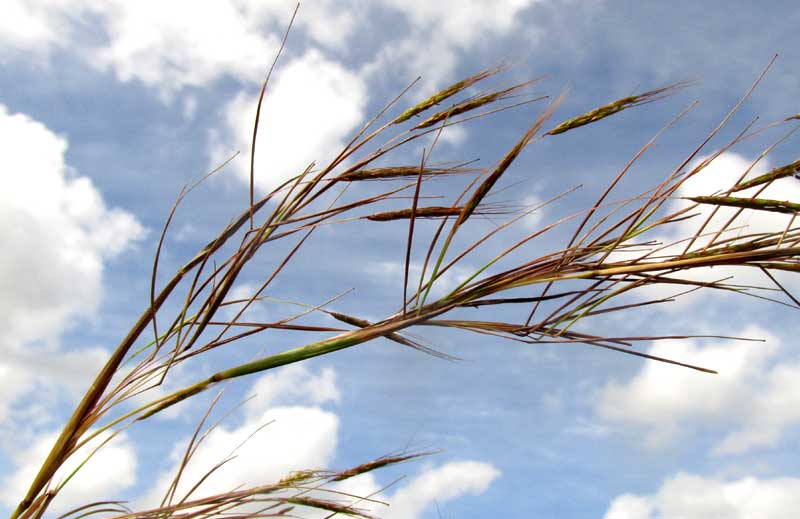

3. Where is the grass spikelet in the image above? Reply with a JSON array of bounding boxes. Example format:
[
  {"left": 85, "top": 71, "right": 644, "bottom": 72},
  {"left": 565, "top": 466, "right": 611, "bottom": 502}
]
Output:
[
  {"left": 331, "top": 452, "right": 426, "bottom": 482},
  {"left": 277, "top": 470, "right": 320, "bottom": 487},
  {"left": 284, "top": 497, "right": 375, "bottom": 518},
  {"left": 412, "top": 81, "right": 545, "bottom": 129},
  {"left": 365, "top": 205, "right": 506, "bottom": 221},
  {"left": 545, "top": 82, "right": 689, "bottom": 136},
  {"left": 334, "top": 164, "right": 475, "bottom": 181},
  {"left": 392, "top": 65, "right": 507, "bottom": 124},
  {"left": 730, "top": 159, "right": 800, "bottom": 192},
  {"left": 688, "top": 195, "right": 800, "bottom": 214},
  {"left": 456, "top": 94, "right": 565, "bottom": 227}
]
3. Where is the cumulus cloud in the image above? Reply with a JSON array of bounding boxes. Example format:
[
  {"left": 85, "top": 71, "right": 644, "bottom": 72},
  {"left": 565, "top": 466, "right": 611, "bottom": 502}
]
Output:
[
  {"left": 0, "top": 0, "right": 90, "bottom": 59},
  {"left": 245, "top": 364, "right": 340, "bottom": 414},
  {"left": 595, "top": 326, "right": 800, "bottom": 454},
  {"left": 209, "top": 50, "right": 367, "bottom": 193},
  {"left": 138, "top": 366, "right": 499, "bottom": 518},
  {"left": 91, "top": 1, "right": 282, "bottom": 92},
  {"left": 607, "top": 151, "right": 800, "bottom": 312},
  {"left": 237, "top": 0, "right": 360, "bottom": 50},
  {"left": 604, "top": 472, "right": 800, "bottom": 519},
  {"left": 0, "top": 430, "right": 137, "bottom": 514},
  {"left": 0, "top": 104, "right": 144, "bottom": 422},
  {"left": 1, "top": 0, "right": 537, "bottom": 85},
  {"left": 0, "top": 0, "right": 283, "bottom": 92},
  {"left": 668, "top": 152, "right": 800, "bottom": 252},
  {"left": 137, "top": 366, "right": 343, "bottom": 505},
  {"left": 381, "top": 460, "right": 501, "bottom": 518},
  {"left": 140, "top": 405, "right": 340, "bottom": 505},
  {"left": 382, "top": 0, "right": 533, "bottom": 50},
  {"left": 2, "top": 1, "right": 545, "bottom": 196},
  {"left": 0, "top": 1, "right": 358, "bottom": 92},
  {"left": 0, "top": 1, "right": 357, "bottom": 92},
  {"left": 324, "top": 460, "right": 499, "bottom": 519},
  {"left": 364, "top": 0, "right": 538, "bottom": 92}
]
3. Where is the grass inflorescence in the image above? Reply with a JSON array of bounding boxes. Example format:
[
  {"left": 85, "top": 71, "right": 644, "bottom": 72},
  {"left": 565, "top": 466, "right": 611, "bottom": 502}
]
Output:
[{"left": 9, "top": 15, "right": 800, "bottom": 519}]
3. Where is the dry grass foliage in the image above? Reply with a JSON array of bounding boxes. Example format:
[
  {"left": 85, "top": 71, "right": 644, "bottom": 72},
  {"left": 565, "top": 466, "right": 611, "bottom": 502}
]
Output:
[{"left": 9, "top": 16, "right": 800, "bottom": 519}]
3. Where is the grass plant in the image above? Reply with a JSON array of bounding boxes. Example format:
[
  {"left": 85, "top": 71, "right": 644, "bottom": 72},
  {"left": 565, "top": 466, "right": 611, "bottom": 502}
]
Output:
[{"left": 8, "top": 15, "right": 800, "bottom": 519}]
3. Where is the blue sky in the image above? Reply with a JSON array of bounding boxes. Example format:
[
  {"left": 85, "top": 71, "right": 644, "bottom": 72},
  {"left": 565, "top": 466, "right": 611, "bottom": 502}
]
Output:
[{"left": 2, "top": 1, "right": 800, "bottom": 518}]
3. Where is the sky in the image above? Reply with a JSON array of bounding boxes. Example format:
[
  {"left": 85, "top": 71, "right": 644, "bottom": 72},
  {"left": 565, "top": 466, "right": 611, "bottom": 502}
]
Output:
[{"left": 1, "top": 1, "right": 800, "bottom": 518}]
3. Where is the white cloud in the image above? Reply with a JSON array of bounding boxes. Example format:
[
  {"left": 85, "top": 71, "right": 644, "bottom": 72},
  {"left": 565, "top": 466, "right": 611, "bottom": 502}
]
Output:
[
  {"left": 669, "top": 152, "right": 799, "bottom": 250},
  {"left": 138, "top": 365, "right": 342, "bottom": 506},
  {"left": 297, "top": 460, "right": 500, "bottom": 519},
  {"left": 595, "top": 326, "right": 800, "bottom": 454},
  {"left": 619, "top": 151, "right": 800, "bottom": 311},
  {"left": 0, "top": 347, "right": 109, "bottom": 429},
  {"left": 91, "top": 1, "right": 282, "bottom": 93},
  {"left": 362, "top": 0, "right": 539, "bottom": 92},
  {"left": 237, "top": 0, "right": 360, "bottom": 50},
  {"left": 210, "top": 50, "right": 367, "bottom": 194},
  {"left": 138, "top": 366, "right": 499, "bottom": 518},
  {"left": 0, "top": 0, "right": 355, "bottom": 93},
  {"left": 0, "top": 0, "right": 88, "bottom": 59},
  {"left": 140, "top": 405, "right": 340, "bottom": 506},
  {"left": 0, "top": 105, "right": 144, "bottom": 421},
  {"left": 244, "top": 363, "right": 340, "bottom": 417},
  {"left": 382, "top": 461, "right": 500, "bottom": 519},
  {"left": 0, "top": 1, "right": 284, "bottom": 93},
  {"left": 604, "top": 472, "right": 800, "bottom": 519},
  {"left": 0, "top": 429, "right": 137, "bottom": 514},
  {"left": 382, "top": 0, "right": 534, "bottom": 50}
]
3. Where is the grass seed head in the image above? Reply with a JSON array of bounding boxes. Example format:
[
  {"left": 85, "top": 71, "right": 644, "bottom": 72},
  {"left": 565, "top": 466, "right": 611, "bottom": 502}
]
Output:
[
  {"left": 412, "top": 81, "right": 544, "bottom": 130},
  {"left": 335, "top": 165, "right": 474, "bottom": 181},
  {"left": 545, "top": 82, "right": 689, "bottom": 136},
  {"left": 731, "top": 159, "right": 800, "bottom": 192},
  {"left": 391, "top": 65, "right": 507, "bottom": 124}
]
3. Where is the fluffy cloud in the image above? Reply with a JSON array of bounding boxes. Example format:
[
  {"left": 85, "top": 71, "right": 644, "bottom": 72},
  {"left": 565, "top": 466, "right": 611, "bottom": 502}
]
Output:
[
  {"left": 364, "top": 0, "right": 539, "bottom": 92},
  {"left": 382, "top": 0, "right": 534, "bottom": 50},
  {"left": 0, "top": 105, "right": 144, "bottom": 421},
  {"left": 92, "top": 1, "right": 283, "bottom": 91},
  {"left": 595, "top": 326, "right": 800, "bottom": 454},
  {"left": 622, "top": 151, "right": 800, "bottom": 310},
  {"left": 236, "top": 0, "right": 360, "bottom": 50},
  {"left": 138, "top": 365, "right": 343, "bottom": 505},
  {"left": 0, "top": 0, "right": 283, "bottom": 92},
  {"left": 0, "top": 0, "right": 89, "bottom": 59},
  {"left": 0, "top": 105, "right": 144, "bottom": 345},
  {"left": 668, "top": 152, "right": 800, "bottom": 251},
  {"left": 2, "top": 1, "right": 537, "bottom": 82},
  {"left": 210, "top": 50, "right": 367, "bottom": 193},
  {"left": 381, "top": 461, "right": 501, "bottom": 518},
  {"left": 326, "top": 460, "right": 499, "bottom": 519},
  {"left": 245, "top": 364, "right": 340, "bottom": 414},
  {"left": 604, "top": 472, "right": 800, "bottom": 519},
  {"left": 161, "top": 404, "right": 340, "bottom": 495},
  {"left": 138, "top": 366, "right": 499, "bottom": 518},
  {"left": 0, "top": 430, "right": 137, "bottom": 514},
  {"left": 2, "top": 0, "right": 543, "bottom": 196}
]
